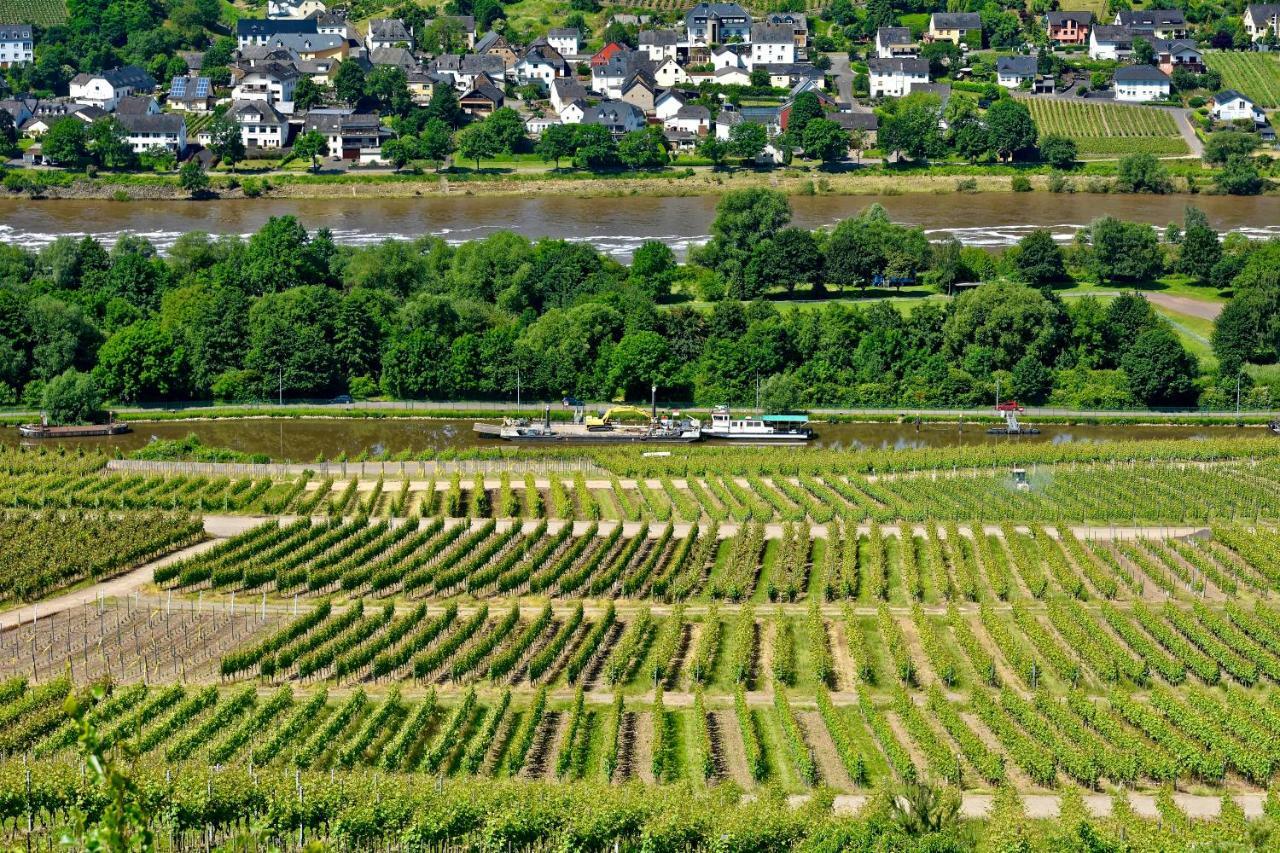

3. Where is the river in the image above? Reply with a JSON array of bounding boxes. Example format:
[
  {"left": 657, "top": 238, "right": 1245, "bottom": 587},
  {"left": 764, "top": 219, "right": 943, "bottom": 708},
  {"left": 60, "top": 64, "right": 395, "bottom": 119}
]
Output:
[
  {"left": 1, "top": 193, "right": 1278, "bottom": 260},
  {"left": 0, "top": 417, "right": 1255, "bottom": 461}
]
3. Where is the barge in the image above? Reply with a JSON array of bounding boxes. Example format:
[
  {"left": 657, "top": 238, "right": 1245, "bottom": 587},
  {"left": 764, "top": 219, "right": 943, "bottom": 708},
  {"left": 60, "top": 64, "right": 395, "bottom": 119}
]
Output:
[
  {"left": 474, "top": 404, "right": 701, "bottom": 443},
  {"left": 18, "top": 417, "right": 131, "bottom": 439},
  {"left": 704, "top": 406, "right": 814, "bottom": 441}
]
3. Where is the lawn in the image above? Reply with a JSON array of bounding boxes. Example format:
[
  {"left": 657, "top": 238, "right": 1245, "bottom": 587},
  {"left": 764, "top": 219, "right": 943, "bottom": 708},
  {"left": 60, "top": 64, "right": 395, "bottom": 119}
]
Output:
[
  {"left": 1204, "top": 50, "right": 1280, "bottom": 108},
  {"left": 1022, "top": 98, "right": 1188, "bottom": 158},
  {"left": 0, "top": 0, "right": 66, "bottom": 24}
]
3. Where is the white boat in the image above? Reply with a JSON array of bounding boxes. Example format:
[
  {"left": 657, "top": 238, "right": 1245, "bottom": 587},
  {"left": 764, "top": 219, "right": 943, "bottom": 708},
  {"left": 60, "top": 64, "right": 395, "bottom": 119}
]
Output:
[{"left": 704, "top": 406, "right": 814, "bottom": 441}]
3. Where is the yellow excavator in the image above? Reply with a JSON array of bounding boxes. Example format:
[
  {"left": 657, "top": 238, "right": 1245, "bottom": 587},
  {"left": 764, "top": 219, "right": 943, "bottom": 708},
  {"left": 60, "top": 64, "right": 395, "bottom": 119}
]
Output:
[{"left": 584, "top": 405, "right": 654, "bottom": 430}]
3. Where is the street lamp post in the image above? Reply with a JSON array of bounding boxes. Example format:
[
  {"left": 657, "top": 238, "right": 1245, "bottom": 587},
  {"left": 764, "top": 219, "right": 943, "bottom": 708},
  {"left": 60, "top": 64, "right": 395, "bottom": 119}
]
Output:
[{"left": 651, "top": 384, "right": 657, "bottom": 419}]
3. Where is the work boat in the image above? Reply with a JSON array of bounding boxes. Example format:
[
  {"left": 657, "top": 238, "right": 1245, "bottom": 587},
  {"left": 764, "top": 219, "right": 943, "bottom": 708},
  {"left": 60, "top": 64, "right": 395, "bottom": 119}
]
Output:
[{"left": 704, "top": 406, "right": 814, "bottom": 441}]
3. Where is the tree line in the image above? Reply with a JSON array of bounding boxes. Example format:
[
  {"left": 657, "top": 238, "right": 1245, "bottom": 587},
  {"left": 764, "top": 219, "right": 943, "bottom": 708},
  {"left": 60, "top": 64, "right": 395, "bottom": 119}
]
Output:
[{"left": 0, "top": 189, "right": 1270, "bottom": 417}]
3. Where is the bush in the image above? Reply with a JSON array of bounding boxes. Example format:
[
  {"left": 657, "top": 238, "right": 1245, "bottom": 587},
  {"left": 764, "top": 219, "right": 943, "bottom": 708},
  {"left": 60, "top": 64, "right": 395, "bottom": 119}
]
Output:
[
  {"left": 211, "top": 369, "right": 259, "bottom": 403},
  {"left": 1047, "top": 172, "right": 1073, "bottom": 193},
  {"left": 955, "top": 177, "right": 978, "bottom": 193},
  {"left": 348, "top": 375, "right": 378, "bottom": 399},
  {"left": 42, "top": 370, "right": 102, "bottom": 425},
  {"left": 1010, "top": 175, "right": 1032, "bottom": 192}
]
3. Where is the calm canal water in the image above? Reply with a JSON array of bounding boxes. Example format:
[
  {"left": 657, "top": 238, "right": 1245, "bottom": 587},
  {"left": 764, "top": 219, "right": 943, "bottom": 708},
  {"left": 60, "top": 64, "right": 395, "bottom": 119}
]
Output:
[
  {"left": 0, "top": 418, "right": 1255, "bottom": 462},
  {"left": 1, "top": 193, "right": 1277, "bottom": 259}
]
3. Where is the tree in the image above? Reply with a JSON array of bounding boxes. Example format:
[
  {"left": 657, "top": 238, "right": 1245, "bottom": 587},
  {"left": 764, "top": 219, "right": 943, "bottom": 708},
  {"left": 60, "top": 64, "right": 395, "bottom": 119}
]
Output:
[
  {"left": 985, "top": 99, "right": 1037, "bottom": 162},
  {"left": 293, "top": 76, "right": 325, "bottom": 111},
  {"left": 87, "top": 117, "right": 135, "bottom": 170},
  {"left": 419, "top": 119, "right": 456, "bottom": 169},
  {"left": 1011, "top": 229, "right": 1066, "bottom": 286},
  {"left": 365, "top": 66, "right": 412, "bottom": 116},
  {"left": 1177, "top": 206, "right": 1221, "bottom": 282},
  {"left": 457, "top": 122, "right": 500, "bottom": 170},
  {"left": 1087, "top": 217, "right": 1162, "bottom": 283},
  {"left": 750, "top": 67, "right": 770, "bottom": 88},
  {"left": 484, "top": 107, "right": 529, "bottom": 153},
  {"left": 920, "top": 40, "right": 960, "bottom": 78},
  {"left": 41, "top": 117, "right": 89, "bottom": 167},
  {"left": 537, "top": 123, "right": 576, "bottom": 169},
  {"left": 0, "top": 108, "right": 17, "bottom": 157},
  {"left": 697, "top": 135, "right": 729, "bottom": 169},
  {"left": 334, "top": 59, "right": 367, "bottom": 106},
  {"left": 427, "top": 83, "right": 464, "bottom": 128},
  {"left": 618, "top": 126, "right": 668, "bottom": 170},
  {"left": 1203, "top": 131, "right": 1259, "bottom": 165},
  {"left": 381, "top": 134, "right": 422, "bottom": 170},
  {"left": 293, "top": 129, "right": 328, "bottom": 172},
  {"left": 788, "top": 91, "right": 824, "bottom": 137},
  {"left": 943, "top": 280, "right": 1065, "bottom": 372},
  {"left": 1133, "top": 35, "right": 1155, "bottom": 65},
  {"left": 878, "top": 95, "right": 943, "bottom": 161},
  {"left": 1115, "top": 152, "right": 1172, "bottom": 193},
  {"left": 1038, "top": 134, "right": 1077, "bottom": 168},
  {"left": 207, "top": 114, "right": 245, "bottom": 172},
  {"left": 177, "top": 161, "right": 210, "bottom": 196},
  {"left": 571, "top": 123, "right": 618, "bottom": 170},
  {"left": 631, "top": 240, "right": 677, "bottom": 300},
  {"left": 42, "top": 369, "right": 102, "bottom": 424},
  {"left": 1214, "top": 154, "right": 1264, "bottom": 196},
  {"left": 727, "top": 121, "right": 768, "bottom": 160},
  {"left": 802, "top": 118, "right": 848, "bottom": 164},
  {"left": 93, "top": 319, "right": 186, "bottom": 401},
  {"left": 1121, "top": 324, "right": 1197, "bottom": 405}
]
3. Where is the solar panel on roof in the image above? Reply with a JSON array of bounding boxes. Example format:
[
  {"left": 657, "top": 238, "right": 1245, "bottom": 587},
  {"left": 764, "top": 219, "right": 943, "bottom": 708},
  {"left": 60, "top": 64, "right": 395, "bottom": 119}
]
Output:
[
  {"left": 194, "top": 78, "right": 210, "bottom": 96},
  {"left": 170, "top": 76, "right": 187, "bottom": 97}
]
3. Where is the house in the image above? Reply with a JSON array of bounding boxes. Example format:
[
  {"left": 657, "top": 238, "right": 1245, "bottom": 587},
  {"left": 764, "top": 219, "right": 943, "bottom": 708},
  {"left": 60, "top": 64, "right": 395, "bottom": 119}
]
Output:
[
  {"left": 432, "top": 53, "right": 507, "bottom": 91},
  {"left": 236, "top": 17, "right": 317, "bottom": 48},
  {"left": 1113, "top": 64, "right": 1170, "bottom": 101},
  {"left": 764, "top": 12, "right": 808, "bottom": 49},
  {"left": 831, "top": 110, "right": 878, "bottom": 145},
  {"left": 443, "top": 16, "right": 476, "bottom": 49},
  {"left": 406, "top": 68, "right": 442, "bottom": 104},
  {"left": 547, "top": 28, "right": 581, "bottom": 57},
  {"left": 1114, "top": 9, "right": 1186, "bottom": 38},
  {"left": 875, "top": 27, "right": 916, "bottom": 58},
  {"left": 117, "top": 112, "right": 186, "bottom": 155},
  {"left": 0, "top": 24, "right": 33, "bottom": 67},
  {"left": 559, "top": 98, "right": 588, "bottom": 124},
  {"left": 1145, "top": 38, "right": 1203, "bottom": 74},
  {"left": 685, "top": 2, "right": 751, "bottom": 44},
  {"left": 0, "top": 98, "right": 33, "bottom": 127},
  {"left": 867, "top": 56, "right": 928, "bottom": 97},
  {"left": 226, "top": 99, "right": 288, "bottom": 148},
  {"left": 711, "top": 44, "right": 746, "bottom": 69},
  {"left": 550, "top": 76, "right": 588, "bottom": 113},
  {"left": 267, "top": 0, "right": 325, "bottom": 18},
  {"left": 256, "top": 32, "right": 347, "bottom": 60},
  {"left": 713, "top": 66, "right": 752, "bottom": 86},
  {"left": 168, "top": 75, "right": 215, "bottom": 111},
  {"left": 231, "top": 62, "right": 298, "bottom": 112},
  {"left": 526, "top": 114, "right": 560, "bottom": 135},
  {"left": 580, "top": 99, "right": 645, "bottom": 134},
  {"left": 115, "top": 95, "right": 161, "bottom": 116},
  {"left": 592, "top": 50, "right": 654, "bottom": 98},
  {"left": 69, "top": 67, "right": 156, "bottom": 111},
  {"left": 303, "top": 108, "right": 387, "bottom": 161},
  {"left": 474, "top": 31, "right": 519, "bottom": 68},
  {"left": 370, "top": 46, "right": 418, "bottom": 70},
  {"left": 750, "top": 23, "right": 796, "bottom": 67},
  {"left": 639, "top": 29, "right": 680, "bottom": 62},
  {"left": 654, "top": 89, "right": 686, "bottom": 120},
  {"left": 366, "top": 18, "right": 413, "bottom": 51},
  {"left": 1212, "top": 89, "right": 1267, "bottom": 124},
  {"left": 314, "top": 12, "right": 352, "bottom": 38},
  {"left": 591, "top": 41, "right": 627, "bottom": 67},
  {"left": 927, "top": 12, "right": 981, "bottom": 44},
  {"left": 515, "top": 40, "right": 568, "bottom": 85},
  {"left": 653, "top": 57, "right": 689, "bottom": 87},
  {"left": 996, "top": 55, "right": 1037, "bottom": 88},
  {"left": 1244, "top": 4, "right": 1280, "bottom": 41},
  {"left": 1046, "top": 11, "right": 1092, "bottom": 44},
  {"left": 1088, "top": 25, "right": 1133, "bottom": 60},
  {"left": 760, "top": 63, "right": 821, "bottom": 88},
  {"left": 664, "top": 103, "right": 710, "bottom": 134},
  {"left": 621, "top": 72, "right": 657, "bottom": 113},
  {"left": 460, "top": 75, "right": 504, "bottom": 116}
]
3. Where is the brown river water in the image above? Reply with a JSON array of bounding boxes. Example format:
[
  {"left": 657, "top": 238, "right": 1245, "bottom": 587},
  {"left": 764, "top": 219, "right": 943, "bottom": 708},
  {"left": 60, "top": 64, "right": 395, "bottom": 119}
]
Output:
[
  {"left": 0, "top": 418, "right": 1258, "bottom": 461},
  {"left": 1, "top": 193, "right": 1278, "bottom": 259}
]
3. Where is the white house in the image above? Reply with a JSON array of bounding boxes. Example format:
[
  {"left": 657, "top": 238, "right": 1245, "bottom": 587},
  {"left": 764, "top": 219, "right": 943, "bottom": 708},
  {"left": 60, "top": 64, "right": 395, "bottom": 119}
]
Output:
[
  {"left": 365, "top": 18, "right": 413, "bottom": 51},
  {"left": 1212, "top": 89, "right": 1267, "bottom": 124},
  {"left": 303, "top": 108, "right": 387, "bottom": 161},
  {"left": 875, "top": 27, "right": 915, "bottom": 58},
  {"left": 867, "top": 56, "right": 928, "bottom": 97},
  {"left": 1088, "top": 24, "right": 1133, "bottom": 60},
  {"left": 226, "top": 99, "right": 288, "bottom": 148},
  {"left": 580, "top": 100, "right": 646, "bottom": 134},
  {"left": 547, "top": 27, "right": 580, "bottom": 57},
  {"left": 1113, "top": 64, "right": 1170, "bottom": 101},
  {"left": 1244, "top": 3, "right": 1280, "bottom": 41},
  {"left": 714, "top": 66, "right": 752, "bottom": 86},
  {"left": 711, "top": 45, "right": 746, "bottom": 69},
  {"left": 514, "top": 40, "right": 568, "bottom": 85},
  {"left": 664, "top": 104, "right": 711, "bottom": 135},
  {"left": 0, "top": 23, "right": 33, "bottom": 68},
  {"left": 996, "top": 55, "right": 1037, "bottom": 88},
  {"left": 231, "top": 62, "right": 298, "bottom": 112},
  {"left": 684, "top": 2, "right": 750, "bottom": 44},
  {"left": 550, "top": 76, "right": 588, "bottom": 113},
  {"left": 654, "top": 89, "right": 686, "bottom": 120},
  {"left": 236, "top": 18, "right": 318, "bottom": 48},
  {"left": 653, "top": 57, "right": 689, "bottom": 87},
  {"left": 638, "top": 29, "right": 679, "bottom": 62},
  {"left": 267, "top": 0, "right": 325, "bottom": 18},
  {"left": 69, "top": 66, "right": 156, "bottom": 111},
  {"left": 1114, "top": 8, "right": 1186, "bottom": 38},
  {"left": 117, "top": 112, "right": 187, "bottom": 155},
  {"left": 749, "top": 23, "right": 796, "bottom": 67},
  {"left": 559, "top": 99, "right": 587, "bottom": 124}
]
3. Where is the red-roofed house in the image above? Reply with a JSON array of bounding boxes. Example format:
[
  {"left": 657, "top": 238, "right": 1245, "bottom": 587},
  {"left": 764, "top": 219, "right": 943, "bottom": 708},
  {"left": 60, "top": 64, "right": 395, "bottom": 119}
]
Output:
[{"left": 590, "top": 41, "right": 626, "bottom": 67}]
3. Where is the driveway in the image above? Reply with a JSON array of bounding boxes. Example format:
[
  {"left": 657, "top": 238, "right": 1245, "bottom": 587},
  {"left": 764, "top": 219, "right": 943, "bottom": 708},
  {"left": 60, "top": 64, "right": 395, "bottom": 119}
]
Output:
[
  {"left": 825, "top": 52, "right": 854, "bottom": 105},
  {"left": 1145, "top": 291, "right": 1221, "bottom": 320}
]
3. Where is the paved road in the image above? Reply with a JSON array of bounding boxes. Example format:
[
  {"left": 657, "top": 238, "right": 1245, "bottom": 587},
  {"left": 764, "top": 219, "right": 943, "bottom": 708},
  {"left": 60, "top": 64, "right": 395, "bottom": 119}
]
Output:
[
  {"left": 825, "top": 52, "right": 854, "bottom": 106},
  {"left": 1171, "top": 106, "right": 1204, "bottom": 159},
  {"left": 1145, "top": 291, "right": 1221, "bottom": 320}
]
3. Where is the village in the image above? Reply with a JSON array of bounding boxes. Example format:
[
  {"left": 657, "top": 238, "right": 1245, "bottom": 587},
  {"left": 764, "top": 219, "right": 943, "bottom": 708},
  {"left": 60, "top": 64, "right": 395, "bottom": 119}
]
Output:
[{"left": 0, "top": 0, "right": 1276, "bottom": 174}]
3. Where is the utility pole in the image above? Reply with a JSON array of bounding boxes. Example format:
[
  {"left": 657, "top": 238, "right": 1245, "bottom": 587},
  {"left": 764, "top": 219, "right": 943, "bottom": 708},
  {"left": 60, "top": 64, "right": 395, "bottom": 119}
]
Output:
[
  {"left": 516, "top": 367, "right": 521, "bottom": 411},
  {"left": 651, "top": 383, "right": 657, "bottom": 419},
  {"left": 278, "top": 365, "right": 284, "bottom": 407}
]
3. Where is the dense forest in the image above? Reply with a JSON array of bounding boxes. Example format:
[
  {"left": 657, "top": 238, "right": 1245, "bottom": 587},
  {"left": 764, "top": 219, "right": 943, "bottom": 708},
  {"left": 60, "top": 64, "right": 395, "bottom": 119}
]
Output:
[{"left": 0, "top": 189, "right": 1274, "bottom": 416}]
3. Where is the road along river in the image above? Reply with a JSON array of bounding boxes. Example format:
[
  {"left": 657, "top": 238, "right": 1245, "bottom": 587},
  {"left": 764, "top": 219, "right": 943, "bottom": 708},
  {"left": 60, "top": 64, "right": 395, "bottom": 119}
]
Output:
[{"left": 1, "top": 193, "right": 1277, "bottom": 260}]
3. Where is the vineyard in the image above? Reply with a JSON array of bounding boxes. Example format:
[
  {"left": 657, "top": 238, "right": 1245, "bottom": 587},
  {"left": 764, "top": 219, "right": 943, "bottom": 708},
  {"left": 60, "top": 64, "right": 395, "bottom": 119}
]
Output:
[
  {"left": 0, "top": 0, "right": 67, "bottom": 23},
  {"left": 8, "top": 437, "right": 1280, "bottom": 846},
  {"left": 1022, "top": 98, "right": 1189, "bottom": 157},
  {"left": 1205, "top": 51, "right": 1280, "bottom": 108}
]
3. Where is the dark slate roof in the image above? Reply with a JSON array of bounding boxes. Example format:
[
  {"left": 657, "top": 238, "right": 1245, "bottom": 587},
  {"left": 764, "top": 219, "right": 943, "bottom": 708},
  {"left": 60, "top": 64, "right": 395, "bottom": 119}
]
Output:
[
  {"left": 71, "top": 65, "right": 156, "bottom": 90},
  {"left": 1114, "top": 64, "right": 1170, "bottom": 82},
  {"left": 930, "top": 12, "right": 981, "bottom": 29},
  {"left": 236, "top": 18, "right": 317, "bottom": 36},
  {"left": 765, "top": 12, "right": 806, "bottom": 27},
  {"left": 684, "top": 2, "right": 749, "bottom": 25},
  {"left": 997, "top": 55, "right": 1037, "bottom": 75},
  {"left": 228, "top": 98, "right": 286, "bottom": 123},
  {"left": 1047, "top": 11, "right": 1093, "bottom": 25},
  {"left": 304, "top": 109, "right": 380, "bottom": 132},
  {"left": 370, "top": 46, "right": 418, "bottom": 68},
  {"left": 832, "top": 111, "right": 878, "bottom": 130},
  {"left": 751, "top": 22, "right": 795, "bottom": 43},
  {"left": 548, "top": 27, "right": 579, "bottom": 37},
  {"left": 876, "top": 26, "right": 912, "bottom": 45},
  {"left": 1146, "top": 37, "right": 1201, "bottom": 54},
  {"left": 117, "top": 112, "right": 185, "bottom": 133},
  {"left": 1247, "top": 4, "right": 1280, "bottom": 18},
  {"left": 1116, "top": 8, "right": 1185, "bottom": 26},
  {"left": 368, "top": 18, "right": 411, "bottom": 41},
  {"left": 1212, "top": 88, "right": 1253, "bottom": 104},
  {"left": 462, "top": 78, "right": 504, "bottom": 103},
  {"left": 867, "top": 56, "right": 929, "bottom": 74},
  {"left": 0, "top": 24, "right": 33, "bottom": 39},
  {"left": 911, "top": 82, "right": 951, "bottom": 102},
  {"left": 115, "top": 95, "right": 156, "bottom": 114},
  {"left": 1091, "top": 24, "right": 1133, "bottom": 43},
  {"left": 674, "top": 104, "right": 710, "bottom": 120},
  {"left": 639, "top": 29, "right": 679, "bottom": 46}
]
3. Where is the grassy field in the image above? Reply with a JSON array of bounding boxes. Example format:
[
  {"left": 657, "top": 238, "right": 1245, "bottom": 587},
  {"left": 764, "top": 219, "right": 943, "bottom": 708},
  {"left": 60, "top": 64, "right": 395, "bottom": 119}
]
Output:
[
  {"left": 1023, "top": 98, "right": 1189, "bottom": 157},
  {"left": 1204, "top": 50, "right": 1280, "bottom": 108},
  {"left": 0, "top": 0, "right": 66, "bottom": 23}
]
